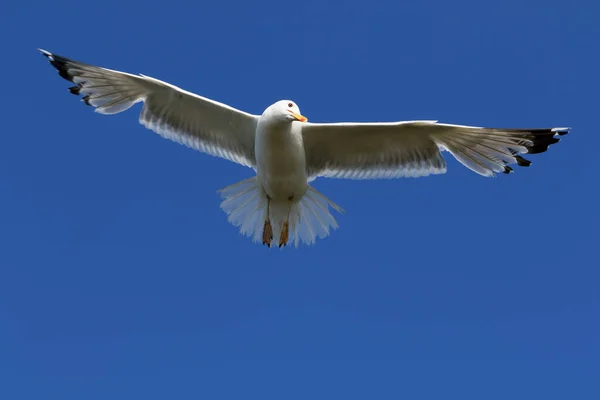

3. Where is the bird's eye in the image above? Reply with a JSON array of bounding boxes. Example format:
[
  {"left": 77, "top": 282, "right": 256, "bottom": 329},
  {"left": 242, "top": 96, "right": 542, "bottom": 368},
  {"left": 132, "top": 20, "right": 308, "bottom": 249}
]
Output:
[{"left": 287, "top": 102, "right": 294, "bottom": 108}]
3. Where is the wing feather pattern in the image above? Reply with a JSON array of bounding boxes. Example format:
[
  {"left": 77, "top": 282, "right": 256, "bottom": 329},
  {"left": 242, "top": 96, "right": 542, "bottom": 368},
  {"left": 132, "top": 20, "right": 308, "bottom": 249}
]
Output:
[
  {"left": 39, "top": 49, "right": 258, "bottom": 168},
  {"left": 302, "top": 120, "right": 570, "bottom": 179}
]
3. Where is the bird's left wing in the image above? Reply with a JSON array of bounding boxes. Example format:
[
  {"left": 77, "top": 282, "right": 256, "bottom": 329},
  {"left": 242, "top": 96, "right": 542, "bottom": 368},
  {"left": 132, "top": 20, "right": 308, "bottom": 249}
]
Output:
[
  {"left": 39, "top": 49, "right": 259, "bottom": 168},
  {"left": 301, "top": 120, "right": 569, "bottom": 179}
]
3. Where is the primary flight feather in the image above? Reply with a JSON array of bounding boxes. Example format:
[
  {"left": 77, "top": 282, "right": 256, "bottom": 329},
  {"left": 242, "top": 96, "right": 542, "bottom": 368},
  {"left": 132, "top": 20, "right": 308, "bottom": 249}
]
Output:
[{"left": 39, "top": 49, "right": 570, "bottom": 248}]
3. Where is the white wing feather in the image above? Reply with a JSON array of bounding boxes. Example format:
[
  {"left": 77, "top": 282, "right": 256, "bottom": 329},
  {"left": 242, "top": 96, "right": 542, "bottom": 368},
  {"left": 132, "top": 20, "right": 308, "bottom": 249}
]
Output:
[
  {"left": 301, "top": 120, "right": 570, "bottom": 179},
  {"left": 39, "top": 49, "right": 258, "bottom": 168}
]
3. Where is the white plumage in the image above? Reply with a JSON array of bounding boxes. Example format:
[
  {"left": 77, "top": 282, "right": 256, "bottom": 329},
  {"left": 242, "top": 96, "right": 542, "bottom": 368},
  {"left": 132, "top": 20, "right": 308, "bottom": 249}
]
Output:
[{"left": 39, "top": 49, "right": 570, "bottom": 247}]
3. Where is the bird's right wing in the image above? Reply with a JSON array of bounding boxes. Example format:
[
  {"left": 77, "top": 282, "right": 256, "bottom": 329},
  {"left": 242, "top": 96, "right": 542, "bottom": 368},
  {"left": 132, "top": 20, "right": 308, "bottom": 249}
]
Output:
[{"left": 39, "top": 49, "right": 259, "bottom": 168}]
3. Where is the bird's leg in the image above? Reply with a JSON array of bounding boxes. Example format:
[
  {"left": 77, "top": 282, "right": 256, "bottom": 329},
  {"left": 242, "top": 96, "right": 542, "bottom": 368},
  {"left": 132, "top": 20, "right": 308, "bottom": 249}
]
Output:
[
  {"left": 262, "top": 196, "right": 273, "bottom": 247},
  {"left": 279, "top": 196, "right": 294, "bottom": 248}
]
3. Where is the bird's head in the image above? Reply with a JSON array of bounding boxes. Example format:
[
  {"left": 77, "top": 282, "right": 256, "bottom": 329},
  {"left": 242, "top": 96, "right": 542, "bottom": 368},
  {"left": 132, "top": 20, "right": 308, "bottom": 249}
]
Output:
[{"left": 263, "top": 100, "right": 308, "bottom": 124}]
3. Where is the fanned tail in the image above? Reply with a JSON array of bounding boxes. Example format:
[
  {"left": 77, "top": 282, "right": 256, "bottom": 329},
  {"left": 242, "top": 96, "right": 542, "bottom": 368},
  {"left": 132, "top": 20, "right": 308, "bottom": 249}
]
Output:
[{"left": 218, "top": 177, "right": 344, "bottom": 247}]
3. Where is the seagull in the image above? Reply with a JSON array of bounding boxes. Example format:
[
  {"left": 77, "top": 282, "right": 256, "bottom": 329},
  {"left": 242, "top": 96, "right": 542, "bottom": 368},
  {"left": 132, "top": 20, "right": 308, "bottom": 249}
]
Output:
[{"left": 39, "top": 49, "right": 570, "bottom": 248}]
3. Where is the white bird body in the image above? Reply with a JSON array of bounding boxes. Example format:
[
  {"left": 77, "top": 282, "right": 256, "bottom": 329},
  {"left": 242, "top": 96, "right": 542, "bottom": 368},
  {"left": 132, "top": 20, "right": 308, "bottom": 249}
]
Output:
[
  {"left": 255, "top": 108, "right": 308, "bottom": 201},
  {"left": 39, "top": 48, "right": 570, "bottom": 248}
]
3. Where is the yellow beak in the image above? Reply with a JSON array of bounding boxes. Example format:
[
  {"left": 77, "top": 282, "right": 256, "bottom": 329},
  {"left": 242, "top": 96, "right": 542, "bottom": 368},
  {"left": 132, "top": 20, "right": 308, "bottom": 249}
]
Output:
[{"left": 289, "top": 111, "right": 308, "bottom": 122}]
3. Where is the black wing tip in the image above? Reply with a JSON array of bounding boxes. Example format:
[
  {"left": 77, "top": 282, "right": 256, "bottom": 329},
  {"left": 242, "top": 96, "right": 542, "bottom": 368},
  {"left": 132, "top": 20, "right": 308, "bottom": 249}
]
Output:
[
  {"left": 552, "top": 127, "right": 571, "bottom": 136},
  {"left": 38, "top": 48, "right": 52, "bottom": 58},
  {"left": 515, "top": 155, "right": 532, "bottom": 167},
  {"left": 526, "top": 136, "right": 561, "bottom": 155},
  {"left": 518, "top": 127, "right": 571, "bottom": 157},
  {"left": 57, "top": 68, "right": 74, "bottom": 83},
  {"left": 497, "top": 127, "right": 570, "bottom": 176},
  {"left": 39, "top": 48, "right": 77, "bottom": 83},
  {"left": 40, "top": 49, "right": 96, "bottom": 105},
  {"left": 38, "top": 48, "right": 68, "bottom": 63}
]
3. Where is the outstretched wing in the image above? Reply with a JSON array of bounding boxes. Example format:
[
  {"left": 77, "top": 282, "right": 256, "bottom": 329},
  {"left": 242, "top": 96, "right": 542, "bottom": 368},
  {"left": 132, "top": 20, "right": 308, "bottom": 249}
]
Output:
[
  {"left": 39, "top": 49, "right": 259, "bottom": 168},
  {"left": 301, "top": 120, "right": 570, "bottom": 179}
]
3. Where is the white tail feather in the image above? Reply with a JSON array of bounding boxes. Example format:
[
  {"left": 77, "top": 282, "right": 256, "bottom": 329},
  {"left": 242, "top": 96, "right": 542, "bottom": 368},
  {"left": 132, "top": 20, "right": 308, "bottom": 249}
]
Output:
[{"left": 218, "top": 177, "right": 344, "bottom": 247}]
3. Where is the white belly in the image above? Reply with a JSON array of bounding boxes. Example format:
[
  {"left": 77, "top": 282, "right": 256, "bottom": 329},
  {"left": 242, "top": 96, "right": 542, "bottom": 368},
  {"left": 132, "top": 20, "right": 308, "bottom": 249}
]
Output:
[{"left": 255, "top": 121, "right": 308, "bottom": 200}]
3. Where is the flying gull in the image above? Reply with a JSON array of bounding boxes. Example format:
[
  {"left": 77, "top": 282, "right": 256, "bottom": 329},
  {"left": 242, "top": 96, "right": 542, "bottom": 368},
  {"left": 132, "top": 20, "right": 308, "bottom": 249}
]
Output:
[{"left": 39, "top": 49, "right": 570, "bottom": 248}]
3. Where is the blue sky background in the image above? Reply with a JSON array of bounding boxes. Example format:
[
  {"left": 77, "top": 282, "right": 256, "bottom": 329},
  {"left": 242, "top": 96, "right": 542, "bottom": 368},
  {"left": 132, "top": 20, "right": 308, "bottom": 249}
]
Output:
[{"left": 1, "top": 0, "right": 598, "bottom": 398}]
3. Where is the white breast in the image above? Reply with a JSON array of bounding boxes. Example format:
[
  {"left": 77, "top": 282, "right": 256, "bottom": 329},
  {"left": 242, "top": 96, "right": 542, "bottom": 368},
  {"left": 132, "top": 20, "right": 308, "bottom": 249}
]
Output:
[{"left": 255, "top": 120, "right": 309, "bottom": 200}]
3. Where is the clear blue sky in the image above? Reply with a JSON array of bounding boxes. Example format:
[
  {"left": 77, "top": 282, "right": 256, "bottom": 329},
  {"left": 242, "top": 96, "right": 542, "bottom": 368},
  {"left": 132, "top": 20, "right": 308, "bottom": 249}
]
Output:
[{"left": 1, "top": 0, "right": 598, "bottom": 399}]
